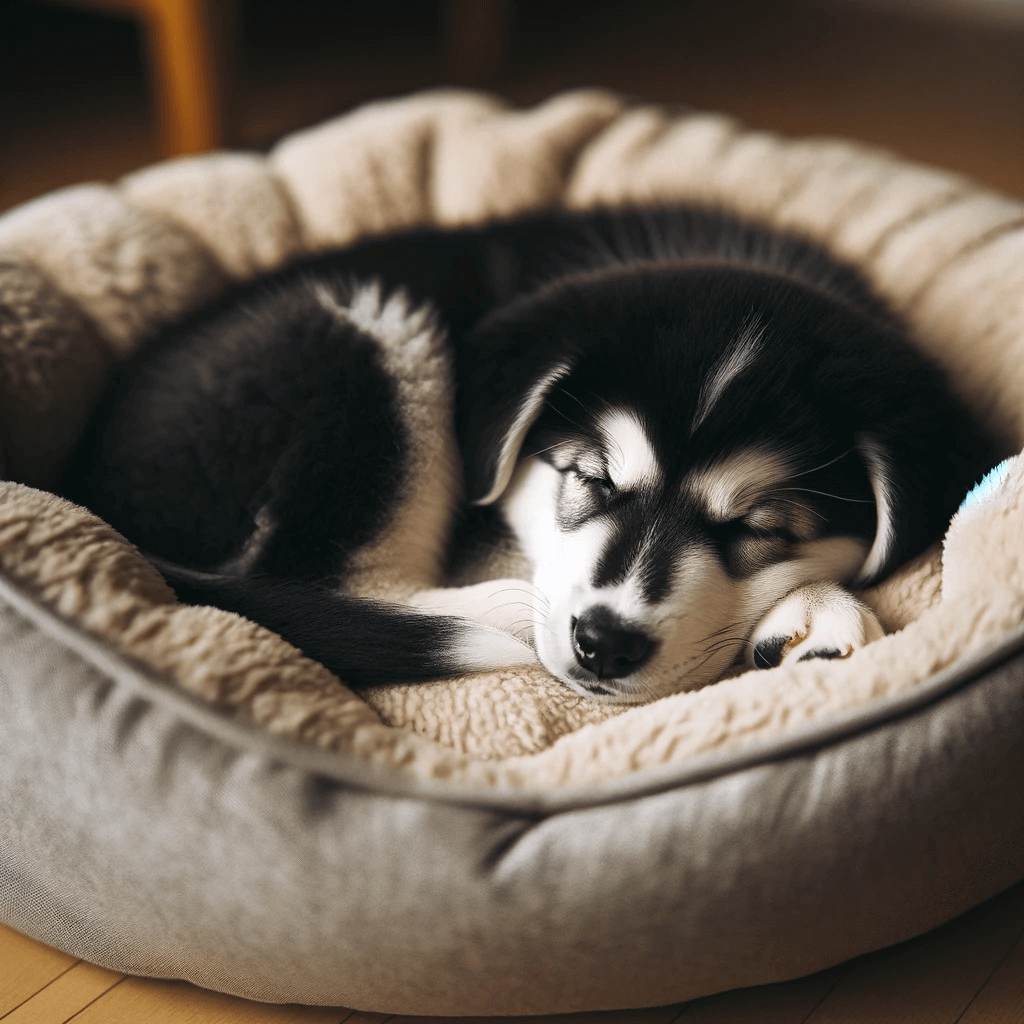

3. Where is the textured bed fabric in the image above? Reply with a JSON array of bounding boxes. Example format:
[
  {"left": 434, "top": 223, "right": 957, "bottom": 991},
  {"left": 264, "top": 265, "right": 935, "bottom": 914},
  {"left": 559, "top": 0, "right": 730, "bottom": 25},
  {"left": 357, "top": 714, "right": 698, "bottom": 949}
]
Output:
[{"left": 1, "top": 89, "right": 1024, "bottom": 1012}]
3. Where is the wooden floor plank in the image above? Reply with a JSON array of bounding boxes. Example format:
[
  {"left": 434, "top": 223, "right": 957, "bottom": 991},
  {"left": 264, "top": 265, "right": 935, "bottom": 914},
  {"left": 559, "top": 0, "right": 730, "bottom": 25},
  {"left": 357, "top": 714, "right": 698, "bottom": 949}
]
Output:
[
  {"left": 805, "top": 883, "right": 1024, "bottom": 1024},
  {"left": 957, "top": 929, "right": 1024, "bottom": 1024},
  {"left": 65, "top": 976, "right": 350, "bottom": 1024},
  {"left": 386, "top": 1015, "right": 511, "bottom": 1023},
  {"left": 515, "top": 1008, "right": 682, "bottom": 1024},
  {"left": 0, "top": 925, "right": 77, "bottom": 1018},
  {"left": 674, "top": 965, "right": 845, "bottom": 1023},
  {"left": 390, "top": 1006, "right": 684, "bottom": 1024},
  {"left": 1, "top": 961, "right": 123, "bottom": 1024}
]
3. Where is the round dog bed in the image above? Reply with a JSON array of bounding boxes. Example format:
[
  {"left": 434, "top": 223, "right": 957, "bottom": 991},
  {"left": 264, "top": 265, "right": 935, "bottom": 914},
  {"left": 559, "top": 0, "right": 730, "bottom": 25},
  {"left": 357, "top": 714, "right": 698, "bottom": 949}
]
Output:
[{"left": 1, "top": 90, "right": 1023, "bottom": 1017}]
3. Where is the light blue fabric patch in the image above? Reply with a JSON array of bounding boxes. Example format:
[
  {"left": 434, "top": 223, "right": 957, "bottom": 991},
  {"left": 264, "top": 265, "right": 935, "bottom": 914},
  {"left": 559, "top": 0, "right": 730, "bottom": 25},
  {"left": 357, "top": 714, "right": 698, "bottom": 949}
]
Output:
[{"left": 959, "top": 459, "right": 1012, "bottom": 513}]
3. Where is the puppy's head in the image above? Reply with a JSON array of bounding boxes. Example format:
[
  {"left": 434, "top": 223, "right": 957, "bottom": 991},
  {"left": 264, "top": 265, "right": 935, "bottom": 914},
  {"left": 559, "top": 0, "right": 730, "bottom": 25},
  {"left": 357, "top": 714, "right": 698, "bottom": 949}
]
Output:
[{"left": 459, "top": 264, "right": 979, "bottom": 701}]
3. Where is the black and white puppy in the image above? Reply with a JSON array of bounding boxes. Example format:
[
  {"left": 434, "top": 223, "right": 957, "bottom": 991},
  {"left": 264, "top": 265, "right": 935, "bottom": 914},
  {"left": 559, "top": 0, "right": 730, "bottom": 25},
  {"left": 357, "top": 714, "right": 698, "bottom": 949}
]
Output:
[{"left": 60, "top": 207, "right": 998, "bottom": 702}]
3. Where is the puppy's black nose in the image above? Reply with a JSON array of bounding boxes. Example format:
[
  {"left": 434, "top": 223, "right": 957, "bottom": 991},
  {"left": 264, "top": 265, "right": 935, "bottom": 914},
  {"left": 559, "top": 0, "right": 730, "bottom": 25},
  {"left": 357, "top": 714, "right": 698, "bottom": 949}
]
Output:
[{"left": 572, "top": 606, "right": 653, "bottom": 679}]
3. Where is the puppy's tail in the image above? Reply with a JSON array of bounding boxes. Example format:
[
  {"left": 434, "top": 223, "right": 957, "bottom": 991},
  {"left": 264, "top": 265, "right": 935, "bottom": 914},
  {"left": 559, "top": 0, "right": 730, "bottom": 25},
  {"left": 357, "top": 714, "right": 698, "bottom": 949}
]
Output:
[{"left": 148, "top": 558, "right": 535, "bottom": 688}]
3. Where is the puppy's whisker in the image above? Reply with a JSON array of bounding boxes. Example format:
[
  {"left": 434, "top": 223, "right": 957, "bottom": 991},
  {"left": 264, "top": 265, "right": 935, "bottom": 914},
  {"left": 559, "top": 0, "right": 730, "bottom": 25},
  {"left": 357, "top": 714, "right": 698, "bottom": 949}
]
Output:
[
  {"left": 494, "top": 590, "right": 552, "bottom": 615},
  {"left": 544, "top": 399, "right": 588, "bottom": 433},
  {"left": 688, "top": 633, "right": 758, "bottom": 677},
  {"left": 488, "top": 586, "right": 548, "bottom": 605},
  {"left": 504, "top": 619, "right": 539, "bottom": 641},
  {"left": 765, "top": 496, "right": 829, "bottom": 521},
  {"left": 525, "top": 442, "right": 567, "bottom": 459},
  {"left": 558, "top": 388, "right": 590, "bottom": 413},
  {"left": 490, "top": 604, "right": 541, "bottom": 620},
  {"left": 787, "top": 448, "right": 854, "bottom": 480},
  {"left": 690, "top": 646, "right": 736, "bottom": 676},
  {"left": 776, "top": 487, "right": 873, "bottom": 504},
  {"left": 487, "top": 593, "right": 544, "bottom": 614},
  {"left": 704, "top": 637, "right": 755, "bottom": 656},
  {"left": 696, "top": 619, "right": 750, "bottom": 645}
]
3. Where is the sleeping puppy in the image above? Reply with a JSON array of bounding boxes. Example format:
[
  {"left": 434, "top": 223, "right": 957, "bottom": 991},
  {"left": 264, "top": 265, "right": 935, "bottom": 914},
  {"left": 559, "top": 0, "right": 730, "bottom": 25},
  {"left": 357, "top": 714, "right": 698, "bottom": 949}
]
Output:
[{"left": 60, "top": 207, "right": 998, "bottom": 702}]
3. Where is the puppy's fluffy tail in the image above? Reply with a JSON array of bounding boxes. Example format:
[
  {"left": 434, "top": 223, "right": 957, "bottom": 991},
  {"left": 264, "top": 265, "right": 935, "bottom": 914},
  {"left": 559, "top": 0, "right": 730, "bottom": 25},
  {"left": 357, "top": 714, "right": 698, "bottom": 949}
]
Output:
[{"left": 149, "top": 559, "right": 535, "bottom": 688}]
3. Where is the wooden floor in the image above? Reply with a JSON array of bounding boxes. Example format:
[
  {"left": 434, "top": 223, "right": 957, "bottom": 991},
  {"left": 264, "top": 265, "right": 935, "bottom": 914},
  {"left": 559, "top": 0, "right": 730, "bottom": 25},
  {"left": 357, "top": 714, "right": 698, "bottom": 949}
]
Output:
[{"left": 3, "top": 878, "right": 1023, "bottom": 1023}]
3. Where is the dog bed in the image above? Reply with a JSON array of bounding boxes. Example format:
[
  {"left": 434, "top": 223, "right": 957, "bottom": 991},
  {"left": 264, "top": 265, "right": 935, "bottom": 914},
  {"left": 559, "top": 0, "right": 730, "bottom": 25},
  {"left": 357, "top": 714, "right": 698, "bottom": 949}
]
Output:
[{"left": 1, "top": 90, "right": 1023, "bottom": 1016}]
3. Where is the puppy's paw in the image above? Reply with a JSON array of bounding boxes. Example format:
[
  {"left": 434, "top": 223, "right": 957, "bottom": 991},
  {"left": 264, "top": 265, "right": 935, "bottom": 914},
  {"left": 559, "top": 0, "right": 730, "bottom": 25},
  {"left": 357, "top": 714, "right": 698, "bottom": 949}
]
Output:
[{"left": 749, "top": 582, "right": 884, "bottom": 669}]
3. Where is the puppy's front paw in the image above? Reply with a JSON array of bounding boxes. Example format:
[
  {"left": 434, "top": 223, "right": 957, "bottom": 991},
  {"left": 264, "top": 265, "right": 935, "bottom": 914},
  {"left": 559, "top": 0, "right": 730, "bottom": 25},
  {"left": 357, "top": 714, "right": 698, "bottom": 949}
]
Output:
[{"left": 749, "top": 582, "right": 884, "bottom": 669}]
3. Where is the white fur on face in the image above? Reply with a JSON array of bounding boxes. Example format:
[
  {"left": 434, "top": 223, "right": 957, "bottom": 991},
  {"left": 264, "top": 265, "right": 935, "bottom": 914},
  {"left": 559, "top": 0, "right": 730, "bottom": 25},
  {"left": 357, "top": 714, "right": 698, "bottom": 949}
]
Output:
[
  {"left": 499, "top": 458, "right": 730, "bottom": 701},
  {"left": 501, "top": 457, "right": 593, "bottom": 689},
  {"left": 598, "top": 409, "right": 661, "bottom": 490},
  {"left": 500, "top": 449, "right": 875, "bottom": 702},
  {"left": 502, "top": 467, "right": 756, "bottom": 701}
]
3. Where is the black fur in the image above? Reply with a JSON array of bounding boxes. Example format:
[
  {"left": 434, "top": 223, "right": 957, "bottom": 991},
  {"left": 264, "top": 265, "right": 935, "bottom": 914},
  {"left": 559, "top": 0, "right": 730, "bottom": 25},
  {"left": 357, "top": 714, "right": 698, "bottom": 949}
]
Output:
[
  {"left": 59, "top": 206, "right": 1001, "bottom": 690},
  {"left": 513, "top": 263, "right": 968, "bottom": 586},
  {"left": 148, "top": 560, "right": 471, "bottom": 686}
]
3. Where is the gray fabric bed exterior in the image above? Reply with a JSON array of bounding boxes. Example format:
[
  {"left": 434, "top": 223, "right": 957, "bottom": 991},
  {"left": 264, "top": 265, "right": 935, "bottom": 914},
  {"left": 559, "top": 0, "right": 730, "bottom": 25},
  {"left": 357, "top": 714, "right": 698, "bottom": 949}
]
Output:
[
  {"left": 2, "top": 567, "right": 1023, "bottom": 1015},
  {"left": 2, "top": 90, "right": 1024, "bottom": 1014}
]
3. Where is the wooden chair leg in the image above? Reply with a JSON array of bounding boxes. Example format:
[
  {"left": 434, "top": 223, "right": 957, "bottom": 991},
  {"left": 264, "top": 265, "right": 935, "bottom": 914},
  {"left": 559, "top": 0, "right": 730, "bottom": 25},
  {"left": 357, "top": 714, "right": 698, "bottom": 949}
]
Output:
[{"left": 139, "top": 0, "right": 234, "bottom": 155}]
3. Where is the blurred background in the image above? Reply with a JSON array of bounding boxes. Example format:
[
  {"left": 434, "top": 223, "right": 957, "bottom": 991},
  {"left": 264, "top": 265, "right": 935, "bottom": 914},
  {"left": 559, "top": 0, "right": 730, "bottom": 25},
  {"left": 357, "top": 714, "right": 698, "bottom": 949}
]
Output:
[{"left": 2, "top": 0, "right": 1023, "bottom": 215}]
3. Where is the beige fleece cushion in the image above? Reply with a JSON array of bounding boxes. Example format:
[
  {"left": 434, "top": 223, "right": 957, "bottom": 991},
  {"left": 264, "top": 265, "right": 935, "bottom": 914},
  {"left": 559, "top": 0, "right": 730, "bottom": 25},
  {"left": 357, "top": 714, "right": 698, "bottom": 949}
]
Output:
[{"left": 0, "top": 89, "right": 1022, "bottom": 789}]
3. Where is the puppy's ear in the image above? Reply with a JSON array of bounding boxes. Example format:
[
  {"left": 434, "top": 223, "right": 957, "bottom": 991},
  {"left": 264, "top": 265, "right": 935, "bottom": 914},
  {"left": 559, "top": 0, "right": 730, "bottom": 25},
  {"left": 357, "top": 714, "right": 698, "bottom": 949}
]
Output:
[
  {"left": 854, "top": 435, "right": 898, "bottom": 586},
  {"left": 457, "top": 313, "right": 579, "bottom": 505}
]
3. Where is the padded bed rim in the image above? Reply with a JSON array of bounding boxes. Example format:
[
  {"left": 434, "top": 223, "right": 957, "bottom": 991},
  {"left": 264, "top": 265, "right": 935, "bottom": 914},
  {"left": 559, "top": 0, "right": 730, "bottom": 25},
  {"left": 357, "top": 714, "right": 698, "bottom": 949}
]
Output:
[{"left": 3, "top": 564, "right": 1022, "bottom": 814}]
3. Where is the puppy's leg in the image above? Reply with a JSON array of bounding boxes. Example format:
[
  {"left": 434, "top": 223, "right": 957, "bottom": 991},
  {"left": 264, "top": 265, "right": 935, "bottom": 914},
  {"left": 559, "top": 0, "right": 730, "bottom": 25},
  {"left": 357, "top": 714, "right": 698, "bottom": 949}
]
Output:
[{"left": 748, "top": 581, "right": 884, "bottom": 669}]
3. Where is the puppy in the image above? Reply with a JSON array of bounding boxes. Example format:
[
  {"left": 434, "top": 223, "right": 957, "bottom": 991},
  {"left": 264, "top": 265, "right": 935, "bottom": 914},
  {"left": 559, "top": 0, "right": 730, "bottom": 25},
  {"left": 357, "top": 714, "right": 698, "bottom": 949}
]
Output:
[{"left": 60, "top": 207, "right": 998, "bottom": 702}]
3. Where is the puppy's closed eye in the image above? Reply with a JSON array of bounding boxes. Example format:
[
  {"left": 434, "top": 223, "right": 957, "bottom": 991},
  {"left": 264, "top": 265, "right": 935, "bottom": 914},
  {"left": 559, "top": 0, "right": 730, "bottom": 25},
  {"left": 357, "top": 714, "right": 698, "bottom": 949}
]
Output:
[
  {"left": 742, "top": 499, "right": 818, "bottom": 541},
  {"left": 557, "top": 464, "right": 616, "bottom": 529},
  {"left": 741, "top": 503, "right": 790, "bottom": 535},
  {"left": 569, "top": 466, "right": 615, "bottom": 495}
]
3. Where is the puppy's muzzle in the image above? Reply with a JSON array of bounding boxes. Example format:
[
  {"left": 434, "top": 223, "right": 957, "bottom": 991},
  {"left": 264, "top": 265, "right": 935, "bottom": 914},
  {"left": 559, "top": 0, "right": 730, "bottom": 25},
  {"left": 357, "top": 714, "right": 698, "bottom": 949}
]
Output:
[{"left": 571, "top": 606, "right": 654, "bottom": 679}]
